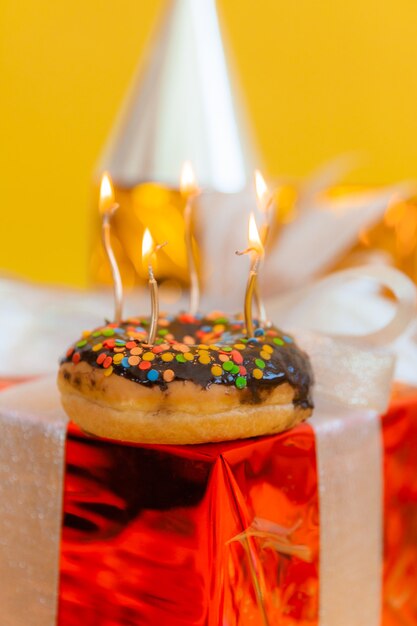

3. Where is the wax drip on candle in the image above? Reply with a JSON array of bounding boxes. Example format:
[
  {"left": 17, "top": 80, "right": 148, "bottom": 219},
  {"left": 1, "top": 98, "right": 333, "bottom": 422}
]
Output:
[
  {"left": 180, "top": 161, "right": 200, "bottom": 315},
  {"left": 99, "top": 172, "right": 123, "bottom": 324},
  {"left": 236, "top": 213, "right": 264, "bottom": 338},
  {"left": 142, "top": 228, "right": 167, "bottom": 345}
]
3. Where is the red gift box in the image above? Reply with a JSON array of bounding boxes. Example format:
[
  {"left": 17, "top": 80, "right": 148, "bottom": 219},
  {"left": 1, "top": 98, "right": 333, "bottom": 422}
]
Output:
[{"left": 57, "top": 385, "right": 417, "bottom": 626}]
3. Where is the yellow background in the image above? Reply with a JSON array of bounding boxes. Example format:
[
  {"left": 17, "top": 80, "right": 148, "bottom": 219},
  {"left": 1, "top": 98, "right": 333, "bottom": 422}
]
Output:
[{"left": 1, "top": 0, "right": 417, "bottom": 287}]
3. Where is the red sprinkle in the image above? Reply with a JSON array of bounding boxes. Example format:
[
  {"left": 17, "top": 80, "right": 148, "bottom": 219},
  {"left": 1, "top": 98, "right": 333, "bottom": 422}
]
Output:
[
  {"left": 103, "top": 339, "right": 115, "bottom": 349},
  {"left": 125, "top": 341, "right": 136, "bottom": 349},
  {"left": 231, "top": 350, "right": 243, "bottom": 364},
  {"left": 72, "top": 352, "right": 81, "bottom": 364},
  {"left": 152, "top": 346, "right": 163, "bottom": 354},
  {"left": 66, "top": 347, "right": 74, "bottom": 358},
  {"left": 239, "top": 366, "right": 247, "bottom": 375},
  {"left": 178, "top": 314, "right": 196, "bottom": 324},
  {"left": 139, "top": 361, "right": 151, "bottom": 370},
  {"left": 103, "top": 356, "right": 113, "bottom": 369},
  {"left": 96, "top": 352, "right": 106, "bottom": 365},
  {"left": 108, "top": 323, "right": 118, "bottom": 328}
]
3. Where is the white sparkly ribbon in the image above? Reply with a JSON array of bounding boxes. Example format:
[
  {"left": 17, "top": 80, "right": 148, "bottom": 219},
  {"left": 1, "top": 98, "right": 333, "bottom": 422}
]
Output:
[
  {"left": 0, "top": 377, "right": 68, "bottom": 626},
  {"left": 269, "top": 265, "right": 416, "bottom": 626}
]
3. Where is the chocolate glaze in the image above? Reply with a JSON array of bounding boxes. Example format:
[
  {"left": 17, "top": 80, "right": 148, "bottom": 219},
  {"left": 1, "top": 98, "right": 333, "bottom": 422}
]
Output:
[{"left": 61, "top": 313, "right": 314, "bottom": 409}]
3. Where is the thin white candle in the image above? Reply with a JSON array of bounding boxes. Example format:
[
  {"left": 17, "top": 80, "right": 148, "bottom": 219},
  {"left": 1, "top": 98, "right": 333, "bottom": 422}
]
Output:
[{"left": 180, "top": 161, "right": 200, "bottom": 316}]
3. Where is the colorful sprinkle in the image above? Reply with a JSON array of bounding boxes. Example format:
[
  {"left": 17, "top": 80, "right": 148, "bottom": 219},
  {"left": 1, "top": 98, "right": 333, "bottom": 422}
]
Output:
[
  {"left": 254, "top": 328, "right": 265, "bottom": 337},
  {"left": 142, "top": 352, "right": 155, "bottom": 361},
  {"left": 260, "top": 351, "right": 271, "bottom": 360},
  {"left": 255, "top": 358, "right": 266, "bottom": 369},
  {"left": 198, "top": 353, "right": 211, "bottom": 365},
  {"left": 92, "top": 343, "right": 103, "bottom": 352},
  {"left": 239, "top": 366, "right": 247, "bottom": 375},
  {"left": 211, "top": 365, "right": 223, "bottom": 377},
  {"left": 219, "top": 354, "right": 230, "bottom": 362},
  {"left": 128, "top": 355, "right": 140, "bottom": 366},
  {"left": 139, "top": 361, "right": 151, "bottom": 370},
  {"left": 158, "top": 329, "right": 168, "bottom": 336},
  {"left": 121, "top": 357, "right": 130, "bottom": 368},
  {"left": 176, "top": 354, "right": 187, "bottom": 363},
  {"left": 103, "top": 356, "right": 113, "bottom": 369},
  {"left": 163, "top": 369, "right": 175, "bottom": 382},
  {"left": 147, "top": 369, "right": 159, "bottom": 382},
  {"left": 235, "top": 376, "right": 247, "bottom": 389},
  {"left": 103, "top": 366, "right": 113, "bottom": 377},
  {"left": 66, "top": 347, "right": 74, "bottom": 358},
  {"left": 102, "top": 328, "right": 115, "bottom": 337},
  {"left": 72, "top": 352, "right": 81, "bottom": 364},
  {"left": 253, "top": 368, "right": 263, "bottom": 379},
  {"left": 234, "top": 343, "right": 246, "bottom": 350},
  {"left": 263, "top": 345, "right": 273, "bottom": 354},
  {"left": 230, "top": 364, "right": 240, "bottom": 375},
  {"left": 231, "top": 350, "right": 243, "bottom": 364},
  {"left": 96, "top": 352, "right": 106, "bottom": 365},
  {"left": 130, "top": 346, "right": 142, "bottom": 356},
  {"left": 125, "top": 341, "right": 136, "bottom": 349},
  {"left": 161, "top": 352, "right": 174, "bottom": 362},
  {"left": 184, "top": 352, "right": 194, "bottom": 361},
  {"left": 273, "top": 338, "right": 284, "bottom": 346},
  {"left": 76, "top": 339, "right": 87, "bottom": 348},
  {"left": 283, "top": 335, "right": 294, "bottom": 343},
  {"left": 222, "top": 360, "right": 234, "bottom": 372},
  {"left": 113, "top": 353, "right": 124, "bottom": 365}
]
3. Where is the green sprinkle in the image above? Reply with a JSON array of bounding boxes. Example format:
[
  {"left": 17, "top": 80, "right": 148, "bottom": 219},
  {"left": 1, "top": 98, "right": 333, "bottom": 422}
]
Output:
[
  {"left": 140, "top": 319, "right": 149, "bottom": 326},
  {"left": 214, "top": 316, "right": 228, "bottom": 324},
  {"left": 255, "top": 358, "right": 266, "bottom": 369},
  {"left": 221, "top": 346, "right": 232, "bottom": 352},
  {"left": 235, "top": 376, "right": 247, "bottom": 389},
  {"left": 92, "top": 331, "right": 101, "bottom": 337},
  {"left": 222, "top": 360, "right": 234, "bottom": 372},
  {"left": 158, "top": 329, "right": 168, "bottom": 336},
  {"left": 103, "top": 328, "right": 115, "bottom": 337},
  {"left": 76, "top": 339, "right": 87, "bottom": 348},
  {"left": 155, "top": 338, "right": 164, "bottom": 344},
  {"left": 241, "top": 338, "right": 248, "bottom": 344},
  {"left": 273, "top": 337, "right": 284, "bottom": 346},
  {"left": 176, "top": 354, "right": 186, "bottom": 363},
  {"left": 115, "top": 339, "right": 126, "bottom": 346},
  {"left": 230, "top": 364, "right": 240, "bottom": 375}
]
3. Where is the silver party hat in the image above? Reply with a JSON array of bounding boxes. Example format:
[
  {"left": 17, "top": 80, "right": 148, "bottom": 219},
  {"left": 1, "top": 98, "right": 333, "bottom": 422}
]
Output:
[{"left": 98, "top": 0, "right": 260, "bottom": 193}]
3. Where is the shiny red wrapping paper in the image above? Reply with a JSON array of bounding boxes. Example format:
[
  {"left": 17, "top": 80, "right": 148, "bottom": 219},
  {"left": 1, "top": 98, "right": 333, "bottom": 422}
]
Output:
[{"left": 57, "top": 388, "right": 417, "bottom": 626}]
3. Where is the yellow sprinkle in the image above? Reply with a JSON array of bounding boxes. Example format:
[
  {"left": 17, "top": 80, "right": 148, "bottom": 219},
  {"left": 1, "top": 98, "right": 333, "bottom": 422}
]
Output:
[
  {"left": 92, "top": 343, "right": 103, "bottom": 352},
  {"left": 199, "top": 353, "right": 211, "bottom": 364},
  {"left": 253, "top": 368, "right": 263, "bottom": 379},
  {"left": 209, "top": 344, "right": 219, "bottom": 351},
  {"left": 161, "top": 352, "right": 174, "bottom": 362},
  {"left": 198, "top": 344, "right": 209, "bottom": 350},
  {"left": 113, "top": 353, "right": 124, "bottom": 364},
  {"left": 234, "top": 343, "right": 246, "bottom": 350},
  {"left": 142, "top": 351, "right": 155, "bottom": 361},
  {"left": 130, "top": 346, "right": 143, "bottom": 356},
  {"left": 262, "top": 344, "right": 273, "bottom": 354},
  {"left": 213, "top": 324, "right": 225, "bottom": 333},
  {"left": 260, "top": 351, "right": 271, "bottom": 360},
  {"left": 211, "top": 365, "right": 222, "bottom": 376},
  {"left": 103, "top": 366, "right": 113, "bottom": 377},
  {"left": 82, "top": 330, "right": 91, "bottom": 338},
  {"left": 184, "top": 352, "right": 194, "bottom": 361}
]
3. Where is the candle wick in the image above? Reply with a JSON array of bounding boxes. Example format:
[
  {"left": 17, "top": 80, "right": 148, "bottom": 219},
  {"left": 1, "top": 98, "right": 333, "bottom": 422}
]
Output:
[{"left": 235, "top": 246, "right": 258, "bottom": 256}]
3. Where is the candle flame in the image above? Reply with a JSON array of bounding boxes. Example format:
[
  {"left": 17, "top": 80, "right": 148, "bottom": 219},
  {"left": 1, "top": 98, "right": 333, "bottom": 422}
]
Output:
[
  {"left": 180, "top": 161, "right": 198, "bottom": 196},
  {"left": 254, "top": 169, "right": 269, "bottom": 213},
  {"left": 248, "top": 212, "right": 264, "bottom": 256},
  {"left": 142, "top": 228, "right": 154, "bottom": 262},
  {"left": 99, "top": 171, "right": 116, "bottom": 214}
]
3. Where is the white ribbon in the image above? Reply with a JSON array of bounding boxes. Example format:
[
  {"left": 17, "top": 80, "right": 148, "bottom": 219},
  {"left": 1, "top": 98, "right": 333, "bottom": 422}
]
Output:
[
  {"left": 0, "top": 377, "right": 68, "bottom": 626},
  {"left": 268, "top": 265, "right": 416, "bottom": 626}
]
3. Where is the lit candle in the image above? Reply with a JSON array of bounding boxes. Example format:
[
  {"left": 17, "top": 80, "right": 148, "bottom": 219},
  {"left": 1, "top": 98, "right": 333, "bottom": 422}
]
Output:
[
  {"left": 180, "top": 161, "right": 200, "bottom": 315},
  {"left": 236, "top": 213, "right": 264, "bottom": 338},
  {"left": 254, "top": 170, "right": 275, "bottom": 326},
  {"left": 99, "top": 172, "right": 123, "bottom": 324},
  {"left": 142, "top": 228, "right": 167, "bottom": 345}
]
